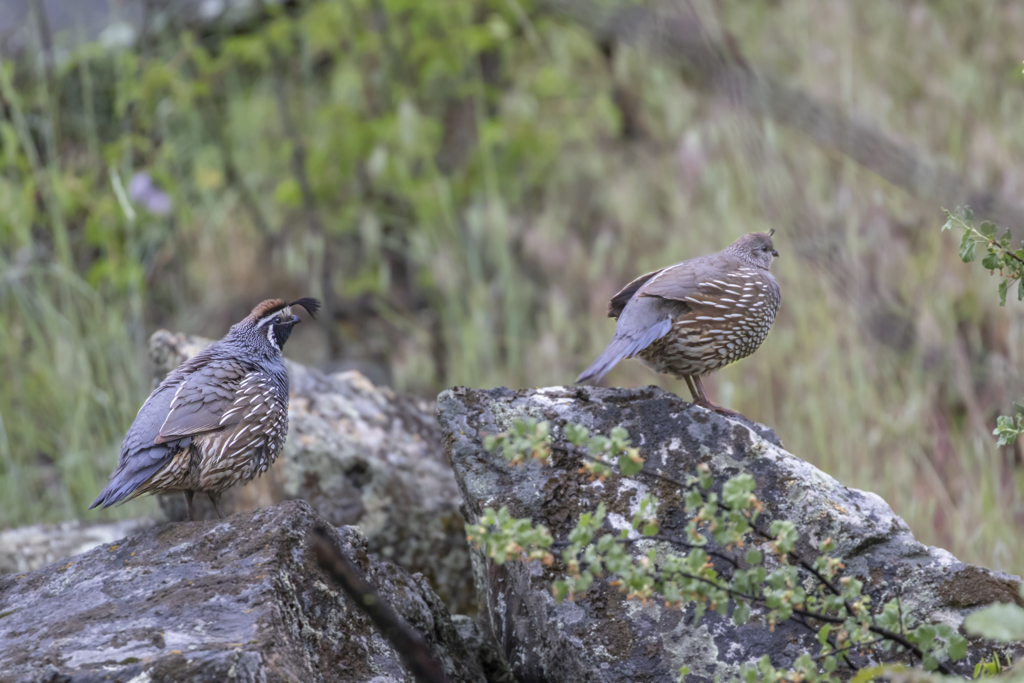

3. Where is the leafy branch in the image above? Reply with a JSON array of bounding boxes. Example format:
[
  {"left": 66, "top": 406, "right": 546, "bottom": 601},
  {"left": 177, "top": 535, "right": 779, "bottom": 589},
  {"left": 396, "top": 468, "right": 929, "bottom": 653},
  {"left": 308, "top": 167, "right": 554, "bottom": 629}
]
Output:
[
  {"left": 941, "top": 207, "right": 1024, "bottom": 447},
  {"left": 468, "top": 419, "right": 975, "bottom": 681},
  {"left": 942, "top": 207, "right": 1024, "bottom": 306}
]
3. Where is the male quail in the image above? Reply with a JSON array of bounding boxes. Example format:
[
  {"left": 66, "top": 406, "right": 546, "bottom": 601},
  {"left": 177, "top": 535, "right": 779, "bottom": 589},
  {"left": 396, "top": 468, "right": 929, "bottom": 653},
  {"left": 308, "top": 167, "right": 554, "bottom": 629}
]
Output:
[
  {"left": 577, "top": 232, "right": 780, "bottom": 414},
  {"left": 91, "top": 298, "right": 320, "bottom": 521}
]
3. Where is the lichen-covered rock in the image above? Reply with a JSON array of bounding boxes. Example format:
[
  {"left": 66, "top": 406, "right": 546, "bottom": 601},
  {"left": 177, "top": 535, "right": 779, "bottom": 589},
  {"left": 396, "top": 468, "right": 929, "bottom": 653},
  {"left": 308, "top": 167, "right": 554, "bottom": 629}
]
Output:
[
  {"left": 148, "top": 330, "right": 473, "bottom": 614},
  {"left": 0, "top": 500, "right": 484, "bottom": 683},
  {"left": 437, "top": 385, "right": 1024, "bottom": 682},
  {"left": 0, "top": 518, "right": 155, "bottom": 575}
]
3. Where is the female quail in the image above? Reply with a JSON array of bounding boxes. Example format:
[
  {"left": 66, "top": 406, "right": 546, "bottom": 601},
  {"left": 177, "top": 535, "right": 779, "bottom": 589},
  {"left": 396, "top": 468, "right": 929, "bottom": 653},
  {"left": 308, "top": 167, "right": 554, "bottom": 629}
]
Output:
[
  {"left": 91, "top": 298, "right": 320, "bottom": 521},
  {"left": 577, "top": 232, "right": 780, "bottom": 414}
]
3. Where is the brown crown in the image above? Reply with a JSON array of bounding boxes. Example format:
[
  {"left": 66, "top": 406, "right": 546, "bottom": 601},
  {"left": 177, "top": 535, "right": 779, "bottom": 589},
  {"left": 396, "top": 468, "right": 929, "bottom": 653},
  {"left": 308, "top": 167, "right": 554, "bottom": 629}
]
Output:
[{"left": 246, "top": 297, "right": 321, "bottom": 323}]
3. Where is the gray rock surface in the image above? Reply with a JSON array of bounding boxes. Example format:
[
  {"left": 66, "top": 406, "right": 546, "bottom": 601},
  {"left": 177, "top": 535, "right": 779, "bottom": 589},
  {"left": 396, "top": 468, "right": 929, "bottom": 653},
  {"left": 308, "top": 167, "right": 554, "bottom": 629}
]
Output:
[
  {"left": 0, "top": 518, "right": 155, "bottom": 575},
  {"left": 0, "top": 500, "right": 484, "bottom": 683},
  {"left": 148, "top": 330, "right": 473, "bottom": 614},
  {"left": 437, "top": 385, "right": 1024, "bottom": 682}
]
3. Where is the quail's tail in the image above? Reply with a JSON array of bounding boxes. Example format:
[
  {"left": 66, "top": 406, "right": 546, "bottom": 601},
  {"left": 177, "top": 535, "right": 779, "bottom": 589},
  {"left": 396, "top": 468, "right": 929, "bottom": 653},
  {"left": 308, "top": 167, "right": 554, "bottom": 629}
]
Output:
[
  {"left": 89, "top": 442, "right": 181, "bottom": 509},
  {"left": 576, "top": 318, "right": 673, "bottom": 384}
]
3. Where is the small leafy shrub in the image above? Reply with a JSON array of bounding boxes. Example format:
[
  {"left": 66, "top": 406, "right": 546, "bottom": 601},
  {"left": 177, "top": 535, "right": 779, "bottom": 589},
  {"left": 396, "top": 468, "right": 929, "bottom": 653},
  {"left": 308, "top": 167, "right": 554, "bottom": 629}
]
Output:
[{"left": 462, "top": 418, "right": 1021, "bottom": 682}]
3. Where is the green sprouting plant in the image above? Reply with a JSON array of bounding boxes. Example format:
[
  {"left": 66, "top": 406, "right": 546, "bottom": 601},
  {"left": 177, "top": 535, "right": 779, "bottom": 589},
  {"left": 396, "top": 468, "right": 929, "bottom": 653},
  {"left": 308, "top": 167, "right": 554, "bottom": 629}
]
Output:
[
  {"left": 467, "top": 419, "right": 986, "bottom": 682},
  {"left": 941, "top": 207, "right": 1024, "bottom": 447}
]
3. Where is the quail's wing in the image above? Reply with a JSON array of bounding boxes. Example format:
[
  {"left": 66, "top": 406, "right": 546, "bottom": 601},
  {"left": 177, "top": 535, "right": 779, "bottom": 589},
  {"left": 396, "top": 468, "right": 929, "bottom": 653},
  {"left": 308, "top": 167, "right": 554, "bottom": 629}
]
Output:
[
  {"left": 203, "top": 373, "right": 288, "bottom": 469},
  {"left": 636, "top": 256, "right": 751, "bottom": 316},
  {"left": 607, "top": 268, "right": 665, "bottom": 319},
  {"left": 153, "top": 359, "right": 248, "bottom": 444}
]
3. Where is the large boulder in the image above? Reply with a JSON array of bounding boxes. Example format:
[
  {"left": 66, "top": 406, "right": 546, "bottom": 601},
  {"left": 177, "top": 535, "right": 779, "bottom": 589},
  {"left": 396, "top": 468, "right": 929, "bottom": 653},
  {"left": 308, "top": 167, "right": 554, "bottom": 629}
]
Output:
[
  {"left": 437, "top": 385, "right": 1024, "bottom": 682},
  {"left": 148, "top": 330, "right": 473, "bottom": 614},
  {"left": 0, "top": 500, "right": 484, "bottom": 683}
]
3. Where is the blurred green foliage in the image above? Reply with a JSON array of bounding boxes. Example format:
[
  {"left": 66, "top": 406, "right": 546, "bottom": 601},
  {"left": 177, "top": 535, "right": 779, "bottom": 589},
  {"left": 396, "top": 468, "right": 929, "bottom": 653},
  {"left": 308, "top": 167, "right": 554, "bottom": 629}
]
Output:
[{"left": 0, "top": 0, "right": 1022, "bottom": 581}]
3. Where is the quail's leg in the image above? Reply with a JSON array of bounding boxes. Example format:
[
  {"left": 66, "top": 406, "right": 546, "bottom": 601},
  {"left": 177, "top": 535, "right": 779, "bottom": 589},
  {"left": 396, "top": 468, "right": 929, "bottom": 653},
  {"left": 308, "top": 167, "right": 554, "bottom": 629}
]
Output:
[
  {"left": 692, "top": 376, "right": 742, "bottom": 418},
  {"left": 682, "top": 375, "right": 699, "bottom": 402},
  {"left": 184, "top": 490, "right": 195, "bottom": 522},
  {"left": 207, "top": 491, "right": 225, "bottom": 519}
]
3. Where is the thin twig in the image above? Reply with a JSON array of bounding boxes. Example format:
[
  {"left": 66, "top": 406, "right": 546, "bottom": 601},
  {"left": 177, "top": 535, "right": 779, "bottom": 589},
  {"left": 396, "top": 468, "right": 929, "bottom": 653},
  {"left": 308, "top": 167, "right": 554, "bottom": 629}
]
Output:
[
  {"left": 811, "top": 637, "right": 885, "bottom": 663},
  {"left": 200, "top": 94, "right": 276, "bottom": 242},
  {"left": 267, "top": 42, "right": 342, "bottom": 354},
  {"left": 310, "top": 526, "right": 450, "bottom": 683},
  {"left": 791, "top": 614, "right": 863, "bottom": 672},
  {"left": 550, "top": 531, "right": 740, "bottom": 568},
  {"left": 897, "top": 587, "right": 913, "bottom": 667}
]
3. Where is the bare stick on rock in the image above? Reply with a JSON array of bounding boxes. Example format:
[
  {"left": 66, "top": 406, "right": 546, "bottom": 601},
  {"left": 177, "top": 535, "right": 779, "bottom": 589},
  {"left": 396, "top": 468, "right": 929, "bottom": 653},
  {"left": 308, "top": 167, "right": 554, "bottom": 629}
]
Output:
[{"left": 310, "top": 526, "right": 450, "bottom": 683}]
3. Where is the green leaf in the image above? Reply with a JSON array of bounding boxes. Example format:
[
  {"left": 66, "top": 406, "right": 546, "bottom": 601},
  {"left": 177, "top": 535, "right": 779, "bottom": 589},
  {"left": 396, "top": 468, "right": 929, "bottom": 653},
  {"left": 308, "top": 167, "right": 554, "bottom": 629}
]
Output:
[
  {"left": 745, "top": 549, "right": 763, "bottom": 567},
  {"left": 677, "top": 666, "right": 690, "bottom": 683},
  {"left": 914, "top": 623, "right": 937, "bottom": 648},
  {"left": 998, "top": 280, "right": 1009, "bottom": 306},
  {"left": 1018, "top": 278, "right": 1024, "bottom": 302},
  {"left": 981, "top": 252, "right": 1002, "bottom": 270},
  {"left": 769, "top": 520, "right": 799, "bottom": 555},
  {"left": 964, "top": 602, "right": 1024, "bottom": 642},
  {"left": 850, "top": 666, "right": 893, "bottom": 683},
  {"left": 959, "top": 232, "right": 977, "bottom": 262},
  {"left": 564, "top": 423, "right": 589, "bottom": 446},
  {"left": 818, "top": 623, "right": 831, "bottom": 646},
  {"left": 947, "top": 633, "right": 968, "bottom": 661},
  {"left": 618, "top": 449, "right": 644, "bottom": 476},
  {"left": 698, "top": 466, "right": 713, "bottom": 490},
  {"left": 978, "top": 221, "right": 998, "bottom": 239},
  {"left": 994, "top": 415, "right": 1023, "bottom": 447}
]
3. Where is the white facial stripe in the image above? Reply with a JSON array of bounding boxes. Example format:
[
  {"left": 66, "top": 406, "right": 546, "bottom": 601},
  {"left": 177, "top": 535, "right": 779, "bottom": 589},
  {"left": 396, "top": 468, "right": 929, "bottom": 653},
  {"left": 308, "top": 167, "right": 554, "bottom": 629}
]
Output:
[
  {"left": 267, "top": 324, "right": 279, "bottom": 350},
  {"left": 256, "top": 305, "right": 292, "bottom": 329}
]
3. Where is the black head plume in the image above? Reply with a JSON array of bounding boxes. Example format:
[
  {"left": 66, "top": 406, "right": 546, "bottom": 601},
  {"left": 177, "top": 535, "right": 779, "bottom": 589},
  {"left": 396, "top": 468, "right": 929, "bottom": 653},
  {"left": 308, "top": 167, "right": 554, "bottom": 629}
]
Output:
[{"left": 289, "top": 297, "right": 321, "bottom": 320}]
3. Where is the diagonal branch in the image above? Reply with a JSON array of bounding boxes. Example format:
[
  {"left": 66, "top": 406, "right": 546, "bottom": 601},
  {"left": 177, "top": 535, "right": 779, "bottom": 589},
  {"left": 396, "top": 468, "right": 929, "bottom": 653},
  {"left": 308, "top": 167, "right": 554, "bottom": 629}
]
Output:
[
  {"left": 542, "top": 0, "right": 1024, "bottom": 237},
  {"left": 310, "top": 526, "right": 450, "bottom": 683}
]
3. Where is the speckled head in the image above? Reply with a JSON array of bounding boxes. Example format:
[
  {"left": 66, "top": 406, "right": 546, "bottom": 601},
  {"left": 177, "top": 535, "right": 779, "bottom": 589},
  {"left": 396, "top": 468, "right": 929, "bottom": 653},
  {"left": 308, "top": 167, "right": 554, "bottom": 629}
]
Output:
[
  {"left": 729, "top": 230, "right": 778, "bottom": 270},
  {"left": 238, "top": 297, "right": 321, "bottom": 352}
]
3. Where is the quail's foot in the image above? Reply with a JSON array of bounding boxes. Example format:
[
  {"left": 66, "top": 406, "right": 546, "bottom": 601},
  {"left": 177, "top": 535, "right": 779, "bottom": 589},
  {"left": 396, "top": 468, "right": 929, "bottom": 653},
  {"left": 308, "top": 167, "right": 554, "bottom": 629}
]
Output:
[{"left": 692, "top": 398, "right": 743, "bottom": 418}]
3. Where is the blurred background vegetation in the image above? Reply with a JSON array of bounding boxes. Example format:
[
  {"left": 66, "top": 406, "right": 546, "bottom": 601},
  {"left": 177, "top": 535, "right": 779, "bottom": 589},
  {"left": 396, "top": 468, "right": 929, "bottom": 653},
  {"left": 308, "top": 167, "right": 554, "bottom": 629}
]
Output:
[{"left": 0, "top": 0, "right": 1022, "bottom": 575}]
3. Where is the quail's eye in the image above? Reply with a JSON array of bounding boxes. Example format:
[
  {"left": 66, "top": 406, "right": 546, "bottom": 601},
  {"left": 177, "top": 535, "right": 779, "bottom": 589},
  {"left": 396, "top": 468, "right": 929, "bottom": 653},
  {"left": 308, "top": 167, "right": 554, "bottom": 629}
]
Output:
[{"left": 273, "top": 317, "right": 282, "bottom": 324}]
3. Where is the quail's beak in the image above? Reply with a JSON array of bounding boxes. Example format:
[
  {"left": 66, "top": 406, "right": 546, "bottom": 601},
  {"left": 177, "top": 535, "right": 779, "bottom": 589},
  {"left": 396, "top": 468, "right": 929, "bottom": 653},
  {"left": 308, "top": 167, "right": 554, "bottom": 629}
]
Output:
[
  {"left": 290, "top": 315, "right": 301, "bottom": 324},
  {"left": 771, "top": 249, "right": 779, "bottom": 257}
]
